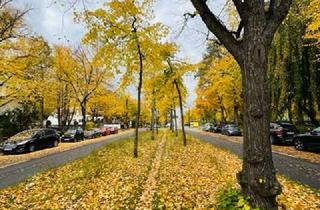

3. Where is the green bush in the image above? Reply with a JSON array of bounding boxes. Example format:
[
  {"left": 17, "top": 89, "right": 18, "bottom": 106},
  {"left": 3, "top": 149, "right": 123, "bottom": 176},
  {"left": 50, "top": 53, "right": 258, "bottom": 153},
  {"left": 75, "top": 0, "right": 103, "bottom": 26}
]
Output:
[
  {"left": 216, "top": 187, "right": 257, "bottom": 210},
  {"left": 85, "top": 121, "right": 98, "bottom": 130}
]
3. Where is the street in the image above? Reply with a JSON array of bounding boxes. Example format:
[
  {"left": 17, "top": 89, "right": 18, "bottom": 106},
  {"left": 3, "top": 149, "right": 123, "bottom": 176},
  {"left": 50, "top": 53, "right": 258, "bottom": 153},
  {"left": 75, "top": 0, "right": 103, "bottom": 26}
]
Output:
[
  {"left": 186, "top": 128, "right": 320, "bottom": 190},
  {"left": 0, "top": 131, "right": 135, "bottom": 189}
]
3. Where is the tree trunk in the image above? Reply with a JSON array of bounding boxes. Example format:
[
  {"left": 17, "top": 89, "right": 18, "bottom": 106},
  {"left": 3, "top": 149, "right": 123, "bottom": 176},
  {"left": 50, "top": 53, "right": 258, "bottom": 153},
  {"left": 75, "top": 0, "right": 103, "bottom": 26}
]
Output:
[
  {"left": 237, "top": 39, "right": 281, "bottom": 209},
  {"left": 175, "top": 80, "right": 187, "bottom": 146},
  {"left": 151, "top": 107, "right": 155, "bottom": 140},
  {"left": 133, "top": 28, "right": 143, "bottom": 158},
  {"left": 125, "top": 97, "right": 129, "bottom": 129},
  {"left": 151, "top": 89, "right": 156, "bottom": 140},
  {"left": 81, "top": 101, "right": 87, "bottom": 131},
  {"left": 173, "top": 101, "right": 178, "bottom": 137},
  {"left": 170, "top": 107, "right": 174, "bottom": 132},
  {"left": 156, "top": 115, "right": 159, "bottom": 135}
]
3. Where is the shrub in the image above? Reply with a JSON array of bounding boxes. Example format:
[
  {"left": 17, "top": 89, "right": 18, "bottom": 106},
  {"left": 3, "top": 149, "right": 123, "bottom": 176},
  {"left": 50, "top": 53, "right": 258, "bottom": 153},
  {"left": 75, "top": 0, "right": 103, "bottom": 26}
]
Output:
[{"left": 216, "top": 187, "right": 257, "bottom": 210}]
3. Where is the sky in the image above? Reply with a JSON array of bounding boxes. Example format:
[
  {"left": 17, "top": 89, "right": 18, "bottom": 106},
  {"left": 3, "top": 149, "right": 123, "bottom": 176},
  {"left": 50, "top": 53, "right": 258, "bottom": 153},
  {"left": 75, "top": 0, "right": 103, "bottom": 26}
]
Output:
[{"left": 13, "top": 0, "right": 226, "bottom": 107}]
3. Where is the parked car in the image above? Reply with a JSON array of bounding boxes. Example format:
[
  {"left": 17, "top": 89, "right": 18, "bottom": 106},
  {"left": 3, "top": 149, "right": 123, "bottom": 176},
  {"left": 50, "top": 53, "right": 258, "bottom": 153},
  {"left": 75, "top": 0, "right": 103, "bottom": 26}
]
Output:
[
  {"left": 84, "top": 128, "right": 102, "bottom": 139},
  {"left": 107, "top": 127, "right": 119, "bottom": 134},
  {"left": 212, "top": 124, "right": 222, "bottom": 133},
  {"left": 221, "top": 124, "right": 242, "bottom": 136},
  {"left": 100, "top": 127, "right": 111, "bottom": 136},
  {"left": 0, "top": 129, "right": 59, "bottom": 154},
  {"left": 293, "top": 127, "right": 320, "bottom": 151},
  {"left": 61, "top": 128, "right": 84, "bottom": 142},
  {"left": 203, "top": 123, "right": 214, "bottom": 132},
  {"left": 270, "top": 122, "right": 298, "bottom": 144}
]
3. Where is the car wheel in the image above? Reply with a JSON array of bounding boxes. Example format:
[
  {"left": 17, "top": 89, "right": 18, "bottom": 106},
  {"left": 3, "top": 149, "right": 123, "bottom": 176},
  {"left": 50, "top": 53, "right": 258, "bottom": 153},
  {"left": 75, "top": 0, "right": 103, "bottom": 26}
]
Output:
[
  {"left": 29, "top": 144, "right": 36, "bottom": 153},
  {"left": 294, "top": 139, "right": 305, "bottom": 151},
  {"left": 270, "top": 136, "right": 276, "bottom": 145},
  {"left": 52, "top": 140, "right": 59, "bottom": 147}
]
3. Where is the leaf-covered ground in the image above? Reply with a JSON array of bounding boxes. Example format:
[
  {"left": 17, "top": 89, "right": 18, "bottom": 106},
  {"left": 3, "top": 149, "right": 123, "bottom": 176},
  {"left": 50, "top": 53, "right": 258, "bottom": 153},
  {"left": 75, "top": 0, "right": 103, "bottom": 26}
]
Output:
[{"left": 0, "top": 130, "right": 319, "bottom": 209}]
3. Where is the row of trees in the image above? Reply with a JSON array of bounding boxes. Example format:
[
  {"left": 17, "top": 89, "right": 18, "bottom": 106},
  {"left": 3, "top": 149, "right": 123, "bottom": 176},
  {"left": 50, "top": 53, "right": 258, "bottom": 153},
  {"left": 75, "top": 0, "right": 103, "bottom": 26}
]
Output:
[{"left": 0, "top": 0, "right": 194, "bottom": 151}]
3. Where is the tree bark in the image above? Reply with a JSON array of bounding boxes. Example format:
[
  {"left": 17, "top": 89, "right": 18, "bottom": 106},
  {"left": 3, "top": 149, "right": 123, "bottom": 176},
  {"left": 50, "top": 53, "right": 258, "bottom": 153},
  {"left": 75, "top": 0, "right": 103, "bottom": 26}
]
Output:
[
  {"left": 175, "top": 80, "right": 187, "bottom": 146},
  {"left": 237, "top": 36, "right": 281, "bottom": 210}
]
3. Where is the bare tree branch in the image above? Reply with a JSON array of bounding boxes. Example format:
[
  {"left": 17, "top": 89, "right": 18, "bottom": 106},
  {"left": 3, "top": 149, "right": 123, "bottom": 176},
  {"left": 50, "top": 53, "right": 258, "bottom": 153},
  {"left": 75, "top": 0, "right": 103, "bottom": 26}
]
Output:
[
  {"left": 263, "top": 0, "right": 292, "bottom": 44},
  {"left": 190, "top": 0, "right": 242, "bottom": 62}
]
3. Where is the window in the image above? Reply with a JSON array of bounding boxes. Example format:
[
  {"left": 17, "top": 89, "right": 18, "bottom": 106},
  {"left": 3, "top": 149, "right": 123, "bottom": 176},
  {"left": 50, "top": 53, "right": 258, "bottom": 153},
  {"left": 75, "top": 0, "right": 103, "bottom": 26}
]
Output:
[{"left": 45, "top": 129, "right": 56, "bottom": 135}]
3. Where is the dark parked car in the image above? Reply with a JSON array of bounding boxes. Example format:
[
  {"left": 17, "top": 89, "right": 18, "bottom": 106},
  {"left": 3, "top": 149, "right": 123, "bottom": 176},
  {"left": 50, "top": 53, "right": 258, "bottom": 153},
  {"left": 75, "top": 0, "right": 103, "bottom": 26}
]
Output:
[
  {"left": 0, "top": 129, "right": 59, "bottom": 154},
  {"left": 61, "top": 128, "right": 84, "bottom": 142},
  {"left": 221, "top": 124, "right": 242, "bottom": 136},
  {"left": 84, "top": 128, "right": 102, "bottom": 139},
  {"left": 293, "top": 127, "right": 320, "bottom": 151},
  {"left": 212, "top": 124, "right": 222, "bottom": 133},
  {"left": 270, "top": 122, "right": 298, "bottom": 144}
]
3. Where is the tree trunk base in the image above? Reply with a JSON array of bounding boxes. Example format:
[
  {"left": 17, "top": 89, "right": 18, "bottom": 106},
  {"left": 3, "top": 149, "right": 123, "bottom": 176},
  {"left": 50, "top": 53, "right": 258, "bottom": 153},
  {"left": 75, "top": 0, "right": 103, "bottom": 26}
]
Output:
[{"left": 237, "top": 171, "right": 281, "bottom": 210}]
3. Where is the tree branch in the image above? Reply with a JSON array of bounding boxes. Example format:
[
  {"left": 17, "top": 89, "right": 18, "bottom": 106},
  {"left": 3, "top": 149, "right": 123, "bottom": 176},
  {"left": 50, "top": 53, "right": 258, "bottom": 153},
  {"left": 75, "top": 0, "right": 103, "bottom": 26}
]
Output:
[
  {"left": 232, "top": 0, "right": 245, "bottom": 20},
  {"left": 263, "top": 0, "right": 292, "bottom": 44},
  {"left": 190, "top": 0, "right": 242, "bottom": 62}
]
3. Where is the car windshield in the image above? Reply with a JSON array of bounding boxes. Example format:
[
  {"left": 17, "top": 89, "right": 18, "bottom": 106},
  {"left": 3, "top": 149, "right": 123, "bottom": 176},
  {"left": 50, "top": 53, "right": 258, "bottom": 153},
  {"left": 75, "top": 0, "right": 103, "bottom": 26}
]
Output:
[
  {"left": 279, "top": 123, "right": 295, "bottom": 129},
  {"left": 8, "top": 129, "right": 39, "bottom": 142},
  {"left": 314, "top": 127, "right": 320, "bottom": 133},
  {"left": 66, "top": 130, "right": 76, "bottom": 134}
]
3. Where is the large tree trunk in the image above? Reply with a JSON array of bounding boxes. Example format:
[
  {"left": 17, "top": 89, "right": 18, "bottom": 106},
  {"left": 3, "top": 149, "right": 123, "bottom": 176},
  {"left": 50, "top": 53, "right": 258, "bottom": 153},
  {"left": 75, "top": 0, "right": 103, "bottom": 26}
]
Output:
[
  {"left": 189, "top": 0, "right": 291, "bottom": 209},
  {"left": 237, "top": 38, "right": 281, "bottom": 209},
  {"left": 175, "top": 80, "right": 187, "bottom": 146}
]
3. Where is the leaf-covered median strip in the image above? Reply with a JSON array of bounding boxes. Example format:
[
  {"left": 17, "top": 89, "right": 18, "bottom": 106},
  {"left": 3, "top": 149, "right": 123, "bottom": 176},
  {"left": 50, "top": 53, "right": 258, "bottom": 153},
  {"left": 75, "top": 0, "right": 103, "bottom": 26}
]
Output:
[{"left": 0, "top": 131, "right": 319, "bottom": 209}]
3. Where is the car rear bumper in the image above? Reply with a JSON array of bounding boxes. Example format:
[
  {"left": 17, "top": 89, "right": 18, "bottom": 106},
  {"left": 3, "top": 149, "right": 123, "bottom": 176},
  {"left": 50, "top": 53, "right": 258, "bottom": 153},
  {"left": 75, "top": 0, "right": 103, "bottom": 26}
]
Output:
[
  {"left": 0, "top": 145, "right": 28, "bottom": 154},
  {"left": 61, "top": 137, "right": 76, "bottom": 142}
]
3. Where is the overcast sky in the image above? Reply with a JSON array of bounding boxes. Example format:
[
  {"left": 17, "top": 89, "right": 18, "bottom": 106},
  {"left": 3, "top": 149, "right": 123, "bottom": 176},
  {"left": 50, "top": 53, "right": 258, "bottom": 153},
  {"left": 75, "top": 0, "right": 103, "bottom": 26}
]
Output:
[{"left": 13, "top": 0, "right": 226, "bottom": 107}]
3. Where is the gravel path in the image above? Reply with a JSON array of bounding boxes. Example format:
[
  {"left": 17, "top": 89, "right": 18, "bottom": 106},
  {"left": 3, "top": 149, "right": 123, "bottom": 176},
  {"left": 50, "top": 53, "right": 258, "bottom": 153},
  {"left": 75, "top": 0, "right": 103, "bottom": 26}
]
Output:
[
  {"left": 186, "top": 128, "right": 320, "bottom": 190},
  {"left": 0, "top": 131, "right": 135, "bottom": 189}
]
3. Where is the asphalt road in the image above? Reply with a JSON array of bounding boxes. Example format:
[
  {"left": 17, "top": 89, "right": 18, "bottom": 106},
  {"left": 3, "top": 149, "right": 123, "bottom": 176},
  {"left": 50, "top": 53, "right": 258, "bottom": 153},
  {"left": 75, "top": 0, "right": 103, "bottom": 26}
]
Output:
[
  {"left": 0, "top": 131, "right": 135, "bottom": 189},
  {"left": 186, "top": 128, "right": 320, "bottom": 190}
]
